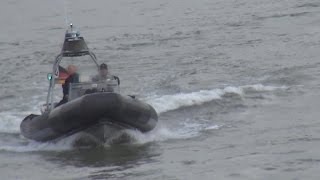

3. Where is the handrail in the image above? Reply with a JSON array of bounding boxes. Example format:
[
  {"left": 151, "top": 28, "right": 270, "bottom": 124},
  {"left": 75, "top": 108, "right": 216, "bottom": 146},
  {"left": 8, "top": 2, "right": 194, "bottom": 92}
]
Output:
[{"left": 45, "top": 25, "right": 101, "bottom": 112}]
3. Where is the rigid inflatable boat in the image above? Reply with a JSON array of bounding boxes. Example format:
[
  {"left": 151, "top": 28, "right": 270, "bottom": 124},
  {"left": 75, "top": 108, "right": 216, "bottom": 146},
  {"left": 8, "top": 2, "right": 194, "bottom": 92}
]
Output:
[{"left": 20, "top": 24, "right": 158, "bottom": 142}]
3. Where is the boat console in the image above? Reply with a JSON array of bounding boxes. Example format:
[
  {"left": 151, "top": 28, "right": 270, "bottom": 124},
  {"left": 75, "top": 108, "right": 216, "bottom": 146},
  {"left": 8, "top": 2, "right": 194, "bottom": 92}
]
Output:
[{"left": 69, "top": 79, "right": 120, "bottom": 101}]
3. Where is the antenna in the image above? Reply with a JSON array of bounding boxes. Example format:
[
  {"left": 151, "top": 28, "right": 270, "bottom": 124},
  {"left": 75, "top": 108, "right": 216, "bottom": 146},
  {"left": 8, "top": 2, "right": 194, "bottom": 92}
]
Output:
[{"left": 63, "top": 0, "right": 73, "bottom": 26}]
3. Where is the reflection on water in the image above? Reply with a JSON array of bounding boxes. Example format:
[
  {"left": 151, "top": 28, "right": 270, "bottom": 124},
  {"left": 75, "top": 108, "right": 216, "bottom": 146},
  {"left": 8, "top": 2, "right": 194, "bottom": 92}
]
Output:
[{"left": 42, "top": 142, "right": 161, "bottom": 178}]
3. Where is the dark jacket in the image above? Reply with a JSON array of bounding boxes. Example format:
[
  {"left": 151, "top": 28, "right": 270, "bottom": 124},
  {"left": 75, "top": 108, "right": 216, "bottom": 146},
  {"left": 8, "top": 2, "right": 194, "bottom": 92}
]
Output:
[{"left": 62, "top": 73, "right": 79, "bottom": 97}]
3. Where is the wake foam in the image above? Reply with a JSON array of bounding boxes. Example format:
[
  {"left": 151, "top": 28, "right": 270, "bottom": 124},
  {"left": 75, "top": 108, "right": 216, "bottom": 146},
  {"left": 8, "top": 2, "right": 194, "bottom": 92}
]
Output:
[
  {"left": 147, "top": 84, "right": 285, "bottom": 114},
  {"left": 0, "top": 112, "right": 29, "bottom": 134},
  {"left": 0, "top": 84, "right": 285, "bottom": 152},
  {"left": 0, "top": 121, "right": 221, "bottom": 152},
  {"left": 0, "top": 84, "right": 284, "bottom": 134},
  {"left": 0, "top": 94, "right": 44, "bottom": 134},
  {"left": 0, "top": 138, "right": 74, "bottom": 153},
  {"left": 103, "top": 121, "right": 221, "bottom": 145}
]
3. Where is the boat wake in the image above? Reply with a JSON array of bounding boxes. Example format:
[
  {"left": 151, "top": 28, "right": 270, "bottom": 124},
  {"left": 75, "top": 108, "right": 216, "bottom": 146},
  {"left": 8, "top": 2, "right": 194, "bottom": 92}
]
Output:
[
  {"left": 0, "top": 84, "right": 286, "bottom": 152},
  {"left": 147, "top": 84, "right": 286, "bottom": 114},
  {"left": 0, "top": 122, "right": 221, "bottom": 152}
]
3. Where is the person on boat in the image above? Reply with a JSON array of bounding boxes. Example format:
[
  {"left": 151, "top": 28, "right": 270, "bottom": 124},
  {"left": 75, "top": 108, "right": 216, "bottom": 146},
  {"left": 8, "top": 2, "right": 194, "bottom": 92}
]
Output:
[
  {"left": 56, "top": 65, "right": 79, "bottom": 107},
  {"left": 92, "top": 63, "right": 120, "bottom": 85}
]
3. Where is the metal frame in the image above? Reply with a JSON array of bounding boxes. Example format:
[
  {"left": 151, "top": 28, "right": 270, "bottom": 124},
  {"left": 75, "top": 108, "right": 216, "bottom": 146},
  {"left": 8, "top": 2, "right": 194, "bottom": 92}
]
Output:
[{"left": 45, "top": 25, "right": 100, "bottom": 111}]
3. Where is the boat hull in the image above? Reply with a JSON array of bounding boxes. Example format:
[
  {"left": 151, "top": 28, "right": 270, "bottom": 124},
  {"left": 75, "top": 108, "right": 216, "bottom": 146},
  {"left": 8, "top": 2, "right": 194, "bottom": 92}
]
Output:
[{"left": 20, "top": 93, "right": 158, "bottom": 142}]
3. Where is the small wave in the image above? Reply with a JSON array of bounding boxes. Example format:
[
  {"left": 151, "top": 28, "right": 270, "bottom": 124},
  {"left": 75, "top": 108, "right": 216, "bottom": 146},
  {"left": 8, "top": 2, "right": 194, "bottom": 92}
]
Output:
[
  {"left": 205, "top": 125, "right": 220, "bottom": 130},
  {"left": 0, "top": 94, "right": 44, "bottom": 134},
  {"left": 147, "top": 84, "right": 285, "bottom": 114},
  {"left": 0, "top": 113, "right": 25, "bottom": 133},
  {"left": 0, "top": 109, "right": 42, "bottom": 134},
  {"left": 255, "top": 12, "right": 310, "bottom": 20},
  {"left": 296, "top": 3, "right": 320, "bottom": 8},
  {"left": 0, "top": 137, "right": 74, "bottom": 153},
  {"left": 107, "top": 122, "right": 221, "bottom": 145}
]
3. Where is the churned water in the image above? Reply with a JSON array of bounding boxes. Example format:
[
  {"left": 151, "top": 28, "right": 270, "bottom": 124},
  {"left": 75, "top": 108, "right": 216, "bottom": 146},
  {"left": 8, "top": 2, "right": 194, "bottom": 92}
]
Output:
[{"left": 1, "top": 0, "right": 320, "bottom": 179}]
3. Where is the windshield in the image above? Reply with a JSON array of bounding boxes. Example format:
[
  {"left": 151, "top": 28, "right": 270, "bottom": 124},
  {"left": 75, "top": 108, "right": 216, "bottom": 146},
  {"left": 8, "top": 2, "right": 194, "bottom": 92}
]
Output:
[{"left": 58, "top": 56, "right": 98, "bottom": 83}]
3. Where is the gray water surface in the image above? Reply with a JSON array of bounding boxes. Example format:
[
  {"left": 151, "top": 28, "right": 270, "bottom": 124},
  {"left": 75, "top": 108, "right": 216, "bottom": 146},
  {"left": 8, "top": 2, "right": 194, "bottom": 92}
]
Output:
[{"left": 1, "top": 0, "right": 320, "bottom": 179}]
